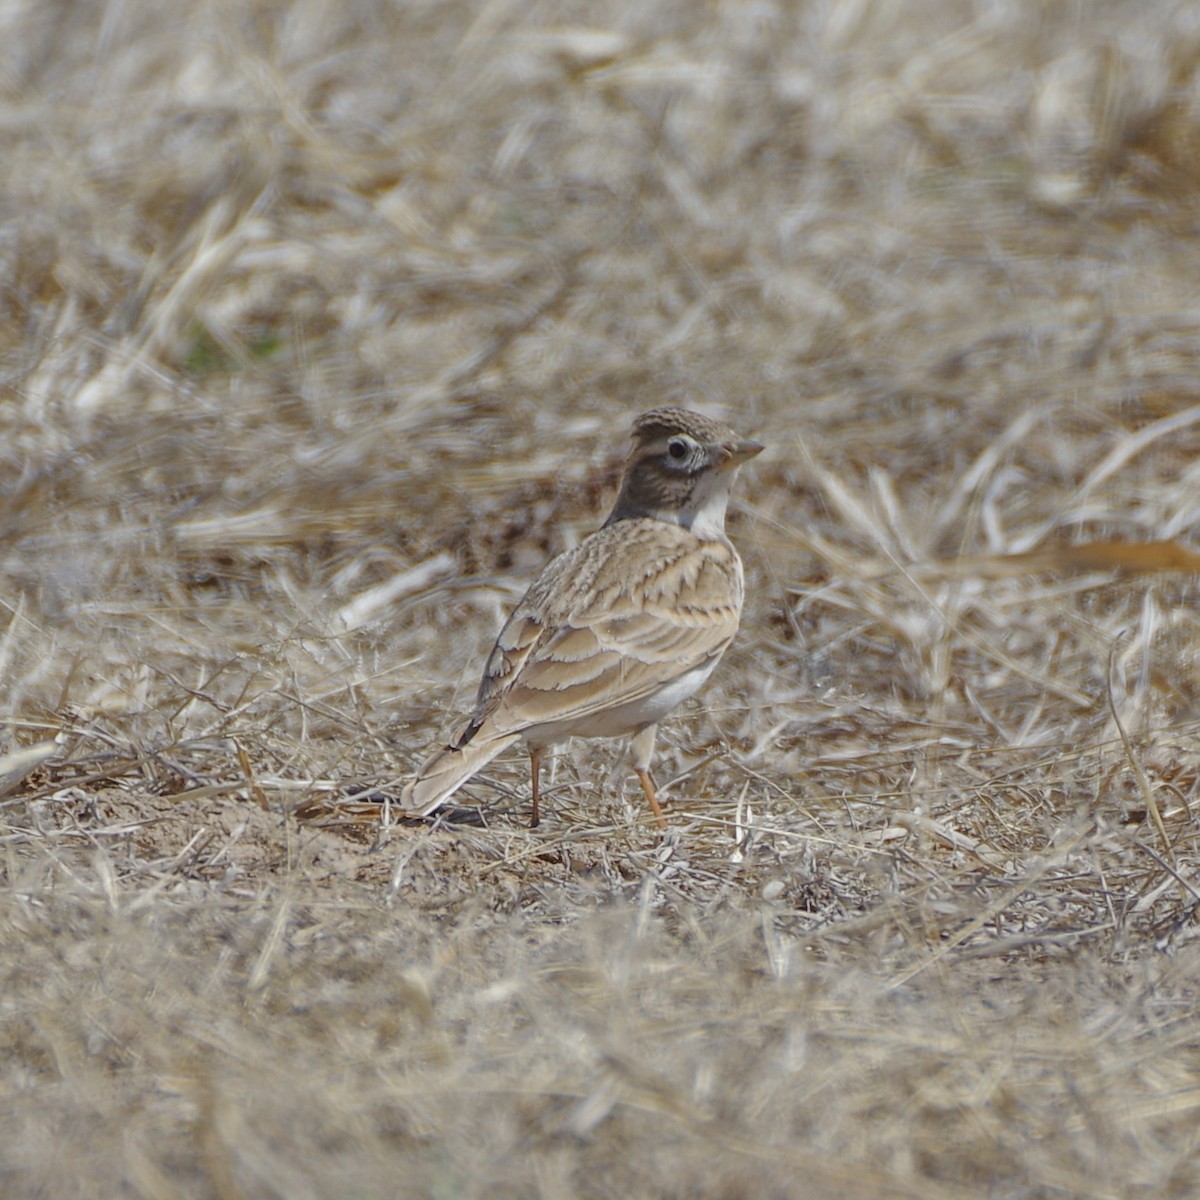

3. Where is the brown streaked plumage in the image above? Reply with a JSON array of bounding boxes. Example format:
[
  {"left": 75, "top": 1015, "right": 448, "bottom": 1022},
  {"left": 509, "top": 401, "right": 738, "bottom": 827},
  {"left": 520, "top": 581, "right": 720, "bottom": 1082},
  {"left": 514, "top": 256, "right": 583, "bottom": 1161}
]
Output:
[{"left": 401, "top": 407, "right": 763, "bottom": 829}]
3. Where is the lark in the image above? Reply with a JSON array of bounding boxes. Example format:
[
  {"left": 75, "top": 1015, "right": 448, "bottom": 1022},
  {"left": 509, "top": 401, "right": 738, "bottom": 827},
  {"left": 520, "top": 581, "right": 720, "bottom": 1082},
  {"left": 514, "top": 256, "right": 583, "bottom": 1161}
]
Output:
[{"left": 401, "top": 407, "right": 762, "bottom": 829}]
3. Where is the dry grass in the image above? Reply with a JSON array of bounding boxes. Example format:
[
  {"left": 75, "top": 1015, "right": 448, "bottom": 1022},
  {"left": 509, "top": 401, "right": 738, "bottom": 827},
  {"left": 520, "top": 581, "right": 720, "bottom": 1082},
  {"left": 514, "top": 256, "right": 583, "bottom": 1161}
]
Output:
[{"left": 3, "top": 0, "right": 1200, "bottom": 1195}]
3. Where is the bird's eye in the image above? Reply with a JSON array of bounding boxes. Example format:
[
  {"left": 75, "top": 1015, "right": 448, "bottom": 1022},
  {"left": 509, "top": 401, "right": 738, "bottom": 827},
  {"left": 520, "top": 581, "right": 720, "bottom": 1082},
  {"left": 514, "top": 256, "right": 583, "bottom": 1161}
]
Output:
[{"left": 667, "top": 438, "right": 689, "bottom": 460}]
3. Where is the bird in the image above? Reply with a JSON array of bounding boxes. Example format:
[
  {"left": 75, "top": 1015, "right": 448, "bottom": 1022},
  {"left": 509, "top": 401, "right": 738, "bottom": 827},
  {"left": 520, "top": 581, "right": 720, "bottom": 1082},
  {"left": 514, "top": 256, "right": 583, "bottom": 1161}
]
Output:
[{"left": 401, "top": 407, "right": 763, "bottom": 829}]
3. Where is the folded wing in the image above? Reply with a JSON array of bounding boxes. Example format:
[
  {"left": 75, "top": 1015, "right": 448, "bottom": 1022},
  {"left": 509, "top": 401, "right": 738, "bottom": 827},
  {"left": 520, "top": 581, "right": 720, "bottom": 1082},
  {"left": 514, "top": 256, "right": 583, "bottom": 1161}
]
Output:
[{"left": 461, "top": 519, "right": 743, "bottom": 741}]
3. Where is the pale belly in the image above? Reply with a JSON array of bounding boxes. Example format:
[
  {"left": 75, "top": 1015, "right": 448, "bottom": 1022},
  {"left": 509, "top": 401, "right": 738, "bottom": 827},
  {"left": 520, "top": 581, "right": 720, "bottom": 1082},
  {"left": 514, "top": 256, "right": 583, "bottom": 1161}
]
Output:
[{"left": 524, "top": 658, "right": 721, "bottom": 747}]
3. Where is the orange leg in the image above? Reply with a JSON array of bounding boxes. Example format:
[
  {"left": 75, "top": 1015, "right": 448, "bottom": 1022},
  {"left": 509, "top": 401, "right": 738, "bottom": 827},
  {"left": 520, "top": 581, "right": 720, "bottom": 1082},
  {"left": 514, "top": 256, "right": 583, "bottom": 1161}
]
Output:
[
  {"left": 529, "top": 746, "right": 543, "bottom": 829},
  {"left": 631, "top": 724, "right": 667, "bottom": 829},
  {"left": 635, "top": 767, "right": 667, "bottom": 830}
]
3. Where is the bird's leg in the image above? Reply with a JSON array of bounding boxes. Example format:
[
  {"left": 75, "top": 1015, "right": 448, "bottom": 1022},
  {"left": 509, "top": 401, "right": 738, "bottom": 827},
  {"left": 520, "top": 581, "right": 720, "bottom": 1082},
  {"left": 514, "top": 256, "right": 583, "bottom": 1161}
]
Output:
[
  {"left": 635, "top": 769, "right": 666, "bottom": 830},
  {"left": 631, "top": 724, "right": 667, "bottom": 830},
  {"left": 529, "top": 746, "right": 543, "bottom": 829}
]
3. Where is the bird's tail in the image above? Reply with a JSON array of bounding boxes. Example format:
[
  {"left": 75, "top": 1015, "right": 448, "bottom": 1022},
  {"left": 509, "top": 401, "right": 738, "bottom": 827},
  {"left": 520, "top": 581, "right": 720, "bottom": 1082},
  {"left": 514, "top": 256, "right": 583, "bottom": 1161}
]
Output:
[{"left": 401, "top": 731, "right": 522, "bottom": 816}]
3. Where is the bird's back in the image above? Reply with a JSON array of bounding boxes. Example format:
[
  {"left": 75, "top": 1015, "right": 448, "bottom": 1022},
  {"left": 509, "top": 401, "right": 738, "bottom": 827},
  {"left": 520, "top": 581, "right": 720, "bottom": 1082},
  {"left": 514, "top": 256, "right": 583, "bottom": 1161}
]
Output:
[{"left": 462, "top": 517, "right": 744, "bottom": 745}]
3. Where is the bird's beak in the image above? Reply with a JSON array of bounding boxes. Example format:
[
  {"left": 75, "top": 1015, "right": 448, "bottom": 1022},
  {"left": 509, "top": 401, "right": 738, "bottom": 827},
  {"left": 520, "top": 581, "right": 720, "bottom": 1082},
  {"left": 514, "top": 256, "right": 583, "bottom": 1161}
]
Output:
[{"left": 719, "top": 439, "right": 764, "bottom": 470}]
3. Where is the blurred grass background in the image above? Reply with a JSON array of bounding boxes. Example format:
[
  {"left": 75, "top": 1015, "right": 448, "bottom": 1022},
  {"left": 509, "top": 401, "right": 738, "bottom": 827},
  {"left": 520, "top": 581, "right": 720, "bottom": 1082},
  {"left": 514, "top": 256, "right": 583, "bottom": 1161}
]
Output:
[{"left": 3, "top": 0, "right": 1200, "bottom": 1195}]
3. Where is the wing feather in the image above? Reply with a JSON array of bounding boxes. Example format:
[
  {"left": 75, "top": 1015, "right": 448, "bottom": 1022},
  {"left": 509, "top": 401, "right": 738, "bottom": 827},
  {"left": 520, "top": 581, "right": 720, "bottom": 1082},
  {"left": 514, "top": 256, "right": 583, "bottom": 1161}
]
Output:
[{"left": 460, "top": 518, "right": 743, "bottom": 741}]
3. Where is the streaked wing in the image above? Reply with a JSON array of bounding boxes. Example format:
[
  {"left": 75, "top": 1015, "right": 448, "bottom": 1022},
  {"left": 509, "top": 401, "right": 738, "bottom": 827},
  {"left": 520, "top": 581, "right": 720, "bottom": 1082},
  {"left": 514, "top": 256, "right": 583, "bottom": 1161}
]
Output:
[{"left": 462, "top": 519, "right": 742, "bottom": 738}]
